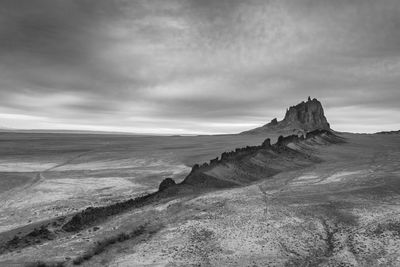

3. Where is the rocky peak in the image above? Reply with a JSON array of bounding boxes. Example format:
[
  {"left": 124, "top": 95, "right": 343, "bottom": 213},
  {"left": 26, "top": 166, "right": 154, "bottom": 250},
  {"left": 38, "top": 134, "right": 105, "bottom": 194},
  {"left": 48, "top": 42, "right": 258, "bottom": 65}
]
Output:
[
  {"left": 241, "top": 97, "right": 331, "bottom": 134},
  {"left": 281, "top": 97, "right": 330, "bottom": 131}
]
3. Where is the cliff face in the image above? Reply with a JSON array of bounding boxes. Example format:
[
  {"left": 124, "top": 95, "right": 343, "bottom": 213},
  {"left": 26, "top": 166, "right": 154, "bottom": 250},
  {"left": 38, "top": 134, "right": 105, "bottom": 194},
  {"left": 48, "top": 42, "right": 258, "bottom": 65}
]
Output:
[
  {"left": 242, "top": 97, "right": 331, "bottom": 134},
  {"left": 281, "top": 97, "right": 330, "bottom": 131}
]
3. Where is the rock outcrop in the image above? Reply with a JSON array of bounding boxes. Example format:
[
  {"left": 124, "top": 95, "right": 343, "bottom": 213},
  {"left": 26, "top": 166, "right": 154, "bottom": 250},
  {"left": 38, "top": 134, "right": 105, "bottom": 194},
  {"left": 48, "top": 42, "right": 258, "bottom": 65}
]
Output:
[
  {"left": 282, "top": 98, "right": 330, "bottom": 131},
  {"left": 158, "top": 178, "right": 176, "bottom": 191},
  {"left": 242, "top": 97, "right": 331, "bottom": 134},
  {"left": 182, "top": 129, "right": 344, "bottom": 188}
]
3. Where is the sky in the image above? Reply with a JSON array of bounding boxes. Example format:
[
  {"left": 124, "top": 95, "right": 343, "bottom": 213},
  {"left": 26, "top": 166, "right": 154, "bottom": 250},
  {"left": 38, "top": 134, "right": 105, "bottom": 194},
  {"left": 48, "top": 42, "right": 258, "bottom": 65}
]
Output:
[{"left": 0, "top": 0, "right": 399, "bottom": 134}]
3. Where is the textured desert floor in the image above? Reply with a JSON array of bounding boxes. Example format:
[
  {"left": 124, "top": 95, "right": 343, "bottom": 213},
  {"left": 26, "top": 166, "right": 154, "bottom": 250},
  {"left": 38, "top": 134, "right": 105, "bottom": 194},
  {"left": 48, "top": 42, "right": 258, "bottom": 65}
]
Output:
[
  {"left": 0, "top": 132, "right": 267, "bottom": 234},
  {"left": 0, "top": 132, "right": 400, "bottom": 266}
]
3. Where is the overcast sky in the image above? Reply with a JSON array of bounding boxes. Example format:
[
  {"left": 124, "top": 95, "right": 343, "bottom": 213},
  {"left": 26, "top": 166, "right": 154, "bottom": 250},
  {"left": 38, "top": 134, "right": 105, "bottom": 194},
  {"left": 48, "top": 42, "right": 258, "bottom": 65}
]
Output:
[{"left": 0, "top": 0, "right": 399, "bottom": 134}]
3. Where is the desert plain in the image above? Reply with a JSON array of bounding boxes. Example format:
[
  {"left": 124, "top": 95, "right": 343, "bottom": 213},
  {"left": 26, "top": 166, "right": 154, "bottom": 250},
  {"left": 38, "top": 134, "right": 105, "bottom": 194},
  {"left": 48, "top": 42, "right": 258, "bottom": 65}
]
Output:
[{"left": 0, "top": 130, "right": 399, "bottom": 266}]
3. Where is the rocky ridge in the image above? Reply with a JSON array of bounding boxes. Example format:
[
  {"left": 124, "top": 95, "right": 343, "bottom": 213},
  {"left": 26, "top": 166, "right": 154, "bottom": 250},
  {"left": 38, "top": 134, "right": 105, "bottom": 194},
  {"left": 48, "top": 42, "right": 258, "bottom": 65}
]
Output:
[{"left": 181, "top": 129, "right": 343, "bottom": 188}]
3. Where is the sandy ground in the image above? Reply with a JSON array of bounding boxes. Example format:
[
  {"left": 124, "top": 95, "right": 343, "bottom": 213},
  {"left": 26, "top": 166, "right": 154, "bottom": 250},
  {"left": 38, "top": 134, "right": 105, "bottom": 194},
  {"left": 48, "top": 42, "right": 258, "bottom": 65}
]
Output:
[{"left": 1, "top": 132, "right": 400, "bottom": 266}]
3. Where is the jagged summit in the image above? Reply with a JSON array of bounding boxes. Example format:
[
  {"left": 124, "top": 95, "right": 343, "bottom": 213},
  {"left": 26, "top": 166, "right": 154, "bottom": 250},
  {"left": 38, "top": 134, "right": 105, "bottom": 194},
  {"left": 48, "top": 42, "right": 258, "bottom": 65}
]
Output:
[{"left": 242, "top": 97, "right": 330, "bottom": 135}]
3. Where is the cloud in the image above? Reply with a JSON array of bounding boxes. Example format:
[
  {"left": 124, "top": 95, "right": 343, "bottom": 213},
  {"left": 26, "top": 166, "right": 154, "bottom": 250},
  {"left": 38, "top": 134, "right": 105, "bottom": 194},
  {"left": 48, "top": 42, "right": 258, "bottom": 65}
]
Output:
[{"left": 0, "top": 0, "right": 399, "bottom": 133}]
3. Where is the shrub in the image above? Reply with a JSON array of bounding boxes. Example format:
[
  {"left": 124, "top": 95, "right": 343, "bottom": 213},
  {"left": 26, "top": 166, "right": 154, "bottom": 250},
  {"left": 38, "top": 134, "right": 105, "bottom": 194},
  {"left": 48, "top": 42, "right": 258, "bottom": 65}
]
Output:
[
  {"left": 25, "top": 261, "right": 65, "bottom": 267},
  {"left": 72, "top": 225, "right": 147, "bottom": 265}
]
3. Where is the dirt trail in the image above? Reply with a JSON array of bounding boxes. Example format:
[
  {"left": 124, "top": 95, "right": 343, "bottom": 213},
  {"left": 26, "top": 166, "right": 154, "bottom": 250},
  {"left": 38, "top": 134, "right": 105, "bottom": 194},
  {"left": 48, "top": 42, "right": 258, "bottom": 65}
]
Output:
[{"left": 0, "top": 150, "right": 92, "bottom": 204}]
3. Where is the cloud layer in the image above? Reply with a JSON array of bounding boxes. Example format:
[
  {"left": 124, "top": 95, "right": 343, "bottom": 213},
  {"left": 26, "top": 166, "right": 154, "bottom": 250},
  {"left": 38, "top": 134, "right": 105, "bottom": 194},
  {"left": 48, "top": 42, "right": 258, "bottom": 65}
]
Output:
[{"left": 0, "top": 0, "right": 399, "bottom": 134}]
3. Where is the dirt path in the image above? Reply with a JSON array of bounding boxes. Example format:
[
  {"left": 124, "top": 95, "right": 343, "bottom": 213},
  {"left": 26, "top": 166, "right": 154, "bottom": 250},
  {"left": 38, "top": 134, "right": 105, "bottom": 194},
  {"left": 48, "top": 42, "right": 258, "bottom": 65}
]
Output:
[{"left": 1, "top": 145, "right": 109, "bottom": 200}]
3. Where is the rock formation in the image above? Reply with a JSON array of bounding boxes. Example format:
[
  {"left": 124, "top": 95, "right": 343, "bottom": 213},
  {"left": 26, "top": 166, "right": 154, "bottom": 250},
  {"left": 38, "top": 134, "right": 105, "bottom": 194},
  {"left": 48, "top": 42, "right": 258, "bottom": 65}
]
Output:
[
  {"left": 158, "top": 178, "right": 176, "bottom": 191},
  {"left": 242, "top": 97, "right": 331, "bottom": 134},
  {"left": 182, "top": 129, "right": 344, "bottom": 188}
]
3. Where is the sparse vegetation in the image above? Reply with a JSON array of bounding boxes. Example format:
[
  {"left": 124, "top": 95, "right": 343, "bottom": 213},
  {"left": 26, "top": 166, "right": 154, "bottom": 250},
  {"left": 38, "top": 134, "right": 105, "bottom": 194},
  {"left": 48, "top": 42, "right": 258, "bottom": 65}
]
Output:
[
  {"left": 72, "top": 225, "right": 147, "bottom": 265},
  {"left": 373, "top": 221, "right": 400, "bottom": 236},
  {"left": 25, "top": 261, "right": 65, "bottom": 267},
  {"left": 1, "top": 226, "right": 55, "bottom": 254}
]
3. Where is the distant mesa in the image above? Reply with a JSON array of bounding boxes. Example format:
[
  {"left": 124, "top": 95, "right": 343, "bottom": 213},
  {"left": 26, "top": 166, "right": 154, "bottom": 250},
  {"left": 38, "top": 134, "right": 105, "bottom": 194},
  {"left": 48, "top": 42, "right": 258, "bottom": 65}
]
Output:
[
  {"left": 242, "top": 97, "right": 331, "bottom": 135},
  {"left": 376, "top": 130, "right": 400, "bottom": 135}
]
